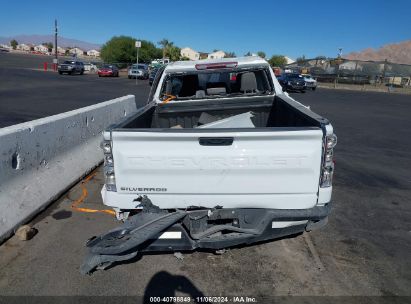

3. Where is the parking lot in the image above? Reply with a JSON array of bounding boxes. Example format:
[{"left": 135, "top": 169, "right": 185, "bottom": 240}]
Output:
[
  {"left": 0, "top": 53, "right": 411, "bottom": 301},
  {"left": 0, "top": 53, "right": 149, "bottom": 127}
]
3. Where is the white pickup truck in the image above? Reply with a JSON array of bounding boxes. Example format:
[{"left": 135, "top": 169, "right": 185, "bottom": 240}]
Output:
[{"left": 81, "top": 57, "right": 337, "bottom": 274}]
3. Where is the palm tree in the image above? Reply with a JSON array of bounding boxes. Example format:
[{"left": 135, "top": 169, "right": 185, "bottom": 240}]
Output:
[
  {"left": 224, "top": 52, "right": 236, "bottom": 58},
  {"left": 158, "top": 38, "right": 171, "bottom": 59}
]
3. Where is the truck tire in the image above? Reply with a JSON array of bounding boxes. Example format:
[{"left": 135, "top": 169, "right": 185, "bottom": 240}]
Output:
[
  {"left": 80, "top": 69, "right": 84, "bottom": 75},
  {"left": 58, "top": 71, "right": 62, "bottom": 75},
  {"left": 312, "top": 87, "right": 316, "bottom": 91}
]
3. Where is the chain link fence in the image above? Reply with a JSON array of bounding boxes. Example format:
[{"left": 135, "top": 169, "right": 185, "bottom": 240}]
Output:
[{"left": 284, "top": 58, "right": 411, "bottom": 93}]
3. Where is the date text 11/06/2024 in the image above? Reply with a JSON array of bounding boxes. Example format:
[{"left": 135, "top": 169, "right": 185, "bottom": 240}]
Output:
[{"left": 149, "top": 296, "right": 257, "bottom": 303}]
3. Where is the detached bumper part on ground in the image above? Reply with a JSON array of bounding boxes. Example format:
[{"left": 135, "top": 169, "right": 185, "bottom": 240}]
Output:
[{"left": 81, "top": 196, "right": 331, "bottom": 274}]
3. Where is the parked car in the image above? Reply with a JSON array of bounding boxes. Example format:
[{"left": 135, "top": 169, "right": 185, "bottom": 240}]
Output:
[
  {"left": 81, "top": 57, "right": 337, "bottom": 274},
  {"left": 302, "top": 74, "right": 317, "bottom": 90},
  {"left": 98, "top": 65, "right": 119, "bottom": 77},
  {"left": 149, "top": 67, "right": 159, "bottom": 86},
  {"left": 0, "top": 48, "right": 10, "bottom": 53},
  {"left": 277, "top": 73, "right": 306, "bottom": 92},
  {"left": 128, "top": 64, "right": 148, "bottom": 79},
  {"left": 84, "top": 62, "right": 98, "bottom": 73},
  {"left": 58, "top": 61, "right": 84, "bottom": 75}
]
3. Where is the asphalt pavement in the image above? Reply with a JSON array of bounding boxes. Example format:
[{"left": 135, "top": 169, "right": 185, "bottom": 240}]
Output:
[
  {"left": 0, "top": 52, "right": 149, "bottom": 127},
  {"left": 0, "top": 54, "right": 410, "bottom": 301}
]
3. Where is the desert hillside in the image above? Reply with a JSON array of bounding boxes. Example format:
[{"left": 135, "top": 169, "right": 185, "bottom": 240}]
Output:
[{"left": 346, "top": 40, "right": 411, "bottom": 65}]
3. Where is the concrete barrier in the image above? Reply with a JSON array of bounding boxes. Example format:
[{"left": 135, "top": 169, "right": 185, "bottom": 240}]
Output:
[{"left": 0, "top": 95, "right": 137, "bottom": 242}]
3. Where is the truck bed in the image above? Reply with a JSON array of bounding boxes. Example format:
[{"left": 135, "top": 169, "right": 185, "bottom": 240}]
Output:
[
  {"left": 115, "top": 95, "right": 328, "bottom": 131},
  {"left": 103, "top": 94, "right": 330, "bottom": 210}
]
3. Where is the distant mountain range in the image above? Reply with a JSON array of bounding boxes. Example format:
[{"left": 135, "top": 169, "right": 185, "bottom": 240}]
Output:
[
  {"left": 0, "top": 34, "right": 101, "bottom": 51},
  {"left": 346, "top": 40, "right": 411, "bottom": 65}
]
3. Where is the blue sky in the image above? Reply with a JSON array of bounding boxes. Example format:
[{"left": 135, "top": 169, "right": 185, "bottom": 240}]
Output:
[{"left": 1, "top": 0, "right": 410, "bottom": 59}]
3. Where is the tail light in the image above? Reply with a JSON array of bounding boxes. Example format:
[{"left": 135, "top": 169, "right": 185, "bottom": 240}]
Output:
[
  {"left": 320, "top": 134, "right": 337, "bottom": 188},
  {"left": 102, "top": 140, "right": 116, "bottom": 191}
]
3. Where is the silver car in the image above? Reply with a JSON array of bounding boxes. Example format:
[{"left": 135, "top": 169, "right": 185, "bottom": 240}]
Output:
[
  {"left": 128, "top": 64, "right": 149, "bottom": 79},
  {"left": 302, "top": 74, "right": 318, "bottom": 90}
]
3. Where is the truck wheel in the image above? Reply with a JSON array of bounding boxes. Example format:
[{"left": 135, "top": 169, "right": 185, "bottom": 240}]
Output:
[
  {"left": 312, "top": 87, "right": 316, "bottom": 91},
  {"left": 128, "top": 75, "right": 131, "bottom": 79},
  {"left": 58, "top": 71, "right": 62, "bottom": 75},
  {"left": 80, "top": 70, "right": 84, "bottom": 75},
  {"left": 301, "top": 90, "right": 306, "bottom": 93}
]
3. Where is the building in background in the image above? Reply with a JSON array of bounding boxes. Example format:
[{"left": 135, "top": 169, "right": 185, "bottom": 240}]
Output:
[
  {"left": 199, "top": 52, "right": 209, "bottom": 59},
  {"left": 208, "top": 50, "right": 226, "bottom": 59},
  {"left": 87, "top": 49, "right": 100, "bottom": 57},
  {"left": 69, "top": 47, "right": 84, "bottom": 56},
  {"left": 34, "top": 45, "right": 49, "bottom": 53},
  {"left": 285, "top": 56, "right": 295, "bottom": 64},
  {"left": 0, "top": 44, "right": 11, "bottom": 50},
  {"left": 52, "top": 46, "right": 66, "bottom": 55},
  {"left": 180, "top": 47, "right": 200, "bottom": 60},
  {"left": 16, "top": 43, "right": 31, "bottom": 51}
]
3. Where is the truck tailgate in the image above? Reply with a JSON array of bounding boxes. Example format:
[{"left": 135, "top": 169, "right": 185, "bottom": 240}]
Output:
[{"left": 111, "top": 129, "right": 323, "bottom": 209}]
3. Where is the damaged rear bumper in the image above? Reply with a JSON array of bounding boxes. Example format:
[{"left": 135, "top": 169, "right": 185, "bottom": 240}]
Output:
[{"left": 81, "top": 197, "right": 331, "bottom": 274}]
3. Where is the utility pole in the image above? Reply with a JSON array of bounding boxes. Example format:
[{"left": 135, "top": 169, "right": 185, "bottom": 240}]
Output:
[
  {"left": 135, "top": 40, "right": 141, "bottom": 85},
  {"left": 54, "top": 19, "right": 58, "bottom": 71}
]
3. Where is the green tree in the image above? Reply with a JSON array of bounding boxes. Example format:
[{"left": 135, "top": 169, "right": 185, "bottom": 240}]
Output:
[
  {"left": 158, "top": 38, "right": 171, "bottom": 59},
  {"left": 165, "top": 45, "right": 181, "bottom": 61},
  {"left": 42, "top": 42, "right": 53, "bottom": 52},
  {"left": 268, "top": 55, "right": 287, "bottom": 67},
  {"left": 101, "top": 36, "right": 162, "bottom": 65},
  {"left": 180, "top": 56, "right": 190, "bottom": 61},
  {"left": 257, "top": 51, "right": 266, "bottom": 58},
  {"left": 10, "top": 39, "right": 18, "bottom": 50},
  {"left": 224, "top": 51, "right": 236, "bottom": 58},
  {"left": 138, "top": 40, "right": 163, "bottom": 63}
]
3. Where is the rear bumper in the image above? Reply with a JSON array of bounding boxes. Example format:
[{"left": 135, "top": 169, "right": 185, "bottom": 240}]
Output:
[
  {"left": 305, "top": 82, "right": 317, "bottom": 88},
  {"left": 129, "top": 74, "right": 147, "bottom": 79},
  {"left": 140, "top": 203, "right": 331, "bottom": 252},
  {"left": 81, "top": 196, "right": 331, "bottom": 273},
  {"left": 288, "top": 84, "right": 306, "bottom": 90},
  {"left": 101, "top": 185, "right": 332, "bottom": 249}
]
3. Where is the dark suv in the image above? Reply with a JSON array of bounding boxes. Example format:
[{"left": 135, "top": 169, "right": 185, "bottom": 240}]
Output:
[
  {"left": 277, "top": 73, "right": 306, "bottom": 92},
  {"left": 58, "top": 61, "right": 85, "bottom": 75}
]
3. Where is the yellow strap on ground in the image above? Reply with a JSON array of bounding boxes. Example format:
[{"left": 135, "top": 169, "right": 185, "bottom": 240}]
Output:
[{"left": 71, "top": 172, "right": 116, "bottom": 216}]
